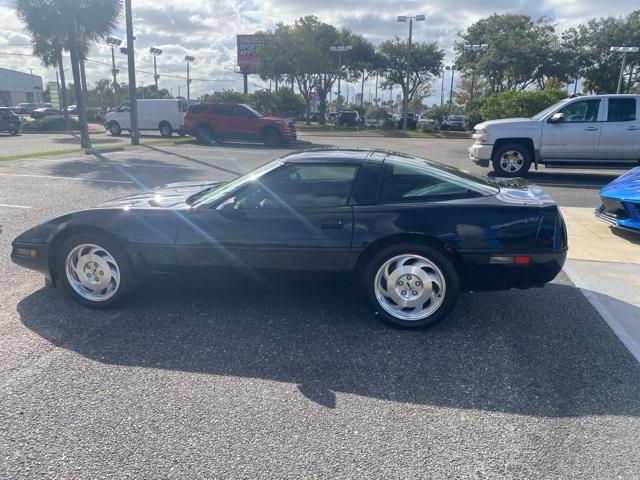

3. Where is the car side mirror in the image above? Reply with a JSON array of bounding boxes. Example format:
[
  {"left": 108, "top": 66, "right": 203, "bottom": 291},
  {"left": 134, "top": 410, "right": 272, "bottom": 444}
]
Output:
[{"left": 549, "top": 112, "right": 564, "bottom": 123}]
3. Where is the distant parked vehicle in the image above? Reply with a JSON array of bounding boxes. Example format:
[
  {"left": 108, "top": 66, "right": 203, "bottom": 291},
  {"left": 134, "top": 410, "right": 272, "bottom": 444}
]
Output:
[
  {"left": 0, "top": 107, "right": 21, "bottom": 135},
  {"left": 595, "top": 166, "right": 640, "bottom": 234},
  {"left": 183, "top": 102, "right": 297, "bottom": 146},
  {"left": 66, "top": 105, "right": 77, "bottom": 114},
  {"left": 418, "top": 115, "right": 436, "bottom": 130},
  {"left": 12, "top": 103, "right": 38, "bottom": 114},
  {"left": 105, "top": 99, "right": 188, "bottom": 137},
  {"left": 469, "top": 94, "right": 640, "bottom": 177},
  {"left": 397, "top": 112, "right": 417, "bottom": 129},
  {"left": 336, "top": 111, "right": 360, "bottom": 127},
  {"left": 327, "top": 112, "right": 339, "bottom": 123},
  {"left": 442, "top": 115, "right": 465, "bottom": 131},
  {"left": 31, "top": 107, "right": 62, "bottom": 119}
]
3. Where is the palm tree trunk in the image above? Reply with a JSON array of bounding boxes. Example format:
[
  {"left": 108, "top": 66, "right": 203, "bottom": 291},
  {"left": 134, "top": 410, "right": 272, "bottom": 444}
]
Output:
[
  {"left": 68, "top": 37, "right": 91, "bottom": 149},
  {"left": 57, "top": 51, "right": 70, "bottom": 124},
  {"left": 79, "top": 56, "right": 89, "bottom": 105}
]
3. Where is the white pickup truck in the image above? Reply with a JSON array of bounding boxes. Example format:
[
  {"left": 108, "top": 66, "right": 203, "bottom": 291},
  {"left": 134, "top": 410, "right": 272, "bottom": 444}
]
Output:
[{"left": 469, "top": 94, "right": 640, "bottom": 177}]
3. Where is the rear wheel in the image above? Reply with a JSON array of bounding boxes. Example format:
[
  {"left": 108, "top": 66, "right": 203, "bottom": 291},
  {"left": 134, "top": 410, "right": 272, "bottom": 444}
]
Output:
[
  {"left": 195, "top": 124, "right": 214, "bottom": 144},
  {"left": 107, "top": 121, "right": 121, "bottom": 136},
  {"left": 56, "top": 233, "right": 134, "bottom": 309},
  {"left": 492, "top": 143, "right": 532, "bottom": 177},
  {"left": 159, "top": 121, "right": 173, "bottom": 137},
  {"left": 262, "top": 128, "right": 283, "bottom": 147},
  {"left": 364, "top": 243, "right": 460, "bottom": 329}
]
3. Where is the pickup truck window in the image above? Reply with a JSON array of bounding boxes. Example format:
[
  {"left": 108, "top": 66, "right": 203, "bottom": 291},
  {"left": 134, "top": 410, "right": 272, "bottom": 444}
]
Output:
[
  {"left": 558, "top": 99, "right": 600, "bottom": 123},
  {"left": 607, "top": 98, "right": 636, "bottom": 122}
]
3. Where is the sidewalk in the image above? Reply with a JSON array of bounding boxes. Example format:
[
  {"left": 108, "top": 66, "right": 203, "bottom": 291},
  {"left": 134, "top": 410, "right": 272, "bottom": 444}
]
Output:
[{"left": 561, "top": 206, "right": 640, "bottom": 362}]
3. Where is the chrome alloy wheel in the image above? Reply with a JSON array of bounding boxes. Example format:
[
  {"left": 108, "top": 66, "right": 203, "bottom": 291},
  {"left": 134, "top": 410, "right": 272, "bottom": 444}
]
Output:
[
  {"left": 65, "top": 244, "right": 121, "bottom": 302},
  {"left": 374, "top": 254, "right": 446, "bottom": 321},
  {"left": 499, "top": 150, "right": 525, "bottom": 173}
]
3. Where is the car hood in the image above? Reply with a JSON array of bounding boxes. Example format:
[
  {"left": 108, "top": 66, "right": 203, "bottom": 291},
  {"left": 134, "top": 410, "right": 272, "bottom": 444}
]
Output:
[
  {"left": 600, "top": 166, "right": 640, "bottom": 200},
  {"left": 98, "top": 181, "right": 224, "bottom": 209},
  {"left": 474, "top": 118, "right": 535, "bottom": 129}
]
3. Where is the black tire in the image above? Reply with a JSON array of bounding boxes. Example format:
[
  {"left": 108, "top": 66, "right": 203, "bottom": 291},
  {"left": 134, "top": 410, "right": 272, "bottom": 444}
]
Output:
[
  {"left": 195, "top": 124, "right": 214, "bottom": 144},
  {"left": 159, "top": 121, "right": 173, "bottom": 137},
  {"left": 9, "top": 128, "right": 18, "bottom": 135},
  {"left": 56, "top": 232, "right": 134, "bottom": 309},
  {"left": 262, "top": 128, "right": 283, "bottom": 147},
  {"left": 107, "top": 121, "right": 121, "bottom": 136},
  {"left": 363, "top": 243, "right": 460, "bottom": 329},
  {"left": 491, "top": 142, "right": 532, "bottom": 177}
]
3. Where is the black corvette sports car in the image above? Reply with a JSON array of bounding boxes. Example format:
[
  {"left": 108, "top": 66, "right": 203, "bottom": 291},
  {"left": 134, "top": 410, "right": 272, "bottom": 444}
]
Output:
[{"left": 12, "top": 149, "right": 567, "bottom": 328}]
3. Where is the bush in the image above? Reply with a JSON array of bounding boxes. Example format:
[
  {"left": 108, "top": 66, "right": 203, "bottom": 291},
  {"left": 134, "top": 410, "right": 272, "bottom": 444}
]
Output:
[
  {"left": 21, "top": 116, "right": 80, "bottom": 132},
  {"left": 479, "top": 88, "right": 568, "bottom": 121},
  {"left": 85, "top": 107, "right": 105, "bottom": 123}
]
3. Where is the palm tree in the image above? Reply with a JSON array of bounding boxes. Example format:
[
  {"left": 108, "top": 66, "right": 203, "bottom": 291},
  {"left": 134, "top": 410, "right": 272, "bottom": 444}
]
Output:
[
  {"left": 32, "top": 35, "right": 69, "bottom": 123},
  {"left": 15, "top": 0, "right": 123, "bottom": 148}
]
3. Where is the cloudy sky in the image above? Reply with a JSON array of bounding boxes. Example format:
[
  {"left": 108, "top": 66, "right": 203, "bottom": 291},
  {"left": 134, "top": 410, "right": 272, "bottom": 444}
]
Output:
[{"left": 0, "top": 0, "right": 637, "bottom": 104}]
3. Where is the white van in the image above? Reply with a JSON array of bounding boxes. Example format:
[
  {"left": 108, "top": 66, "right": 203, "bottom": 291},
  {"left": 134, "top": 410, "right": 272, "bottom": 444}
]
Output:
[{"left": 105, "top": 99, "right": 188, "bottom": 137}]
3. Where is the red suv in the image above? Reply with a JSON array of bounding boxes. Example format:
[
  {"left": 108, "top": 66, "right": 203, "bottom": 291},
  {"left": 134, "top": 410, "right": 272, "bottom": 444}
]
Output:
[{"left": 183, "top": 102, "right": 296, "bottom": 146}]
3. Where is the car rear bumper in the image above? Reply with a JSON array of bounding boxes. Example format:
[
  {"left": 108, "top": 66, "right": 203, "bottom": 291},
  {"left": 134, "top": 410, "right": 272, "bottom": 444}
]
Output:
[
  {"left": 469, "top": 144, "right": 493, "bottom": 166},
  {"left": 459, "top": 249, "right": 567, "bottom": 291},
  {"left": 11, "top": 241, "right": 52, "bottom": 280}
]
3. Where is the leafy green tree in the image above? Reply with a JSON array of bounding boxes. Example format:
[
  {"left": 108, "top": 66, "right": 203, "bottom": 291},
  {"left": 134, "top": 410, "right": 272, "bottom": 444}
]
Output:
[
  {"left": 15, "top": 0, "right": 123, "bottom": 148},
  {"left": 200, "top": 89, "right": 248, "bottom": 103},
  {"left": 377, "top": 38, "right": 443, "bottom": 110}
]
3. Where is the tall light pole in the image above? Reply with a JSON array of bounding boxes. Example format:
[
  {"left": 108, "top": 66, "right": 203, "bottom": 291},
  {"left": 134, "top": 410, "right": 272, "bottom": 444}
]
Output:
[
  {"left": 106, "top": 37, "right": 122, "bottom": 93},
  {"left": 329, "top": 45, "right": 352, "bottom": 109},
  {"left": 463, "top": 43, "right": 488, "bottom": 104},
  {"left": 185, "top": 55, "right": 195, "bottom": 101},
  {"left": 397, "top": 14, "right": 425, "bottom": 129},
  {"left": 150, "top": 47, "right": 163, "bottom": 93},
  {"left": 122, "top": 0, "right": 139, "bottom": 145},
  {"left": 445, "top": 65, "right": 457, "bottom": 116},
  {"left": 610, "top": 47, "right": 639, "bottom": 94}
]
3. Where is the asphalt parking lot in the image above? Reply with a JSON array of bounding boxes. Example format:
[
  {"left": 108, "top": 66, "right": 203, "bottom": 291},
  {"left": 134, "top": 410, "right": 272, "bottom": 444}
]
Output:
[{"left": 1, "top": 137, "right": 639, "bottom": 478}]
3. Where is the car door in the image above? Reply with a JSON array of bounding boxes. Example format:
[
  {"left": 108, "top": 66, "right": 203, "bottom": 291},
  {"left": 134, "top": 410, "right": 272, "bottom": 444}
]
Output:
[
  {"left": 540, "top": 98, "right": 603, "bottom": 160},
  {"left": 232, "top": 105, "right": 260, "bottom": 139},
  {"left": 597, "top": 97, "right": 640, "bottom": 161},
  {"left": 176, "top": 162, "right": 358, "bottom": 272},
  {"left": 210, "top": 104, "right": 235, "bottom": 138}
]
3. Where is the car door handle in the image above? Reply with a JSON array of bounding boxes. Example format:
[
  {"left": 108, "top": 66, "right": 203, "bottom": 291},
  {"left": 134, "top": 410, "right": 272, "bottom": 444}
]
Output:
[
  {"left": 321, "top": 220, "right": 344, "bottom": 229},
  {"left": 626, "top": 125, "right": 640, "bottom": 131},
  {"left": 584, "top": 126, "right": 599, "bottom": 131}
]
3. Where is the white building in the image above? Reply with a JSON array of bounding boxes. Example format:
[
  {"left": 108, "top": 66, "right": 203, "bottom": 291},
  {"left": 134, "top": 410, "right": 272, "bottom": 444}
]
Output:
[{"left": 0, "top": 67, "right": 44, "bottom": 106}]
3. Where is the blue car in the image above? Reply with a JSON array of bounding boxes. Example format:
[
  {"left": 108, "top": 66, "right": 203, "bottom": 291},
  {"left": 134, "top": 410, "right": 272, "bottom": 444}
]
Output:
[{"left": 596, "top": 166, "right": 640, "bottom": 233}]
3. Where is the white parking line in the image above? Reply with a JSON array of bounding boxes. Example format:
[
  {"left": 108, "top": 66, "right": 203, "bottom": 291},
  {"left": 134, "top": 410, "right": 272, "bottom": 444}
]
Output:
[
  {"left": 0, "top": 203, "right": 32, "bottom": 209},
  {"left": 0, "top": 173, "right": 133, "bottom": 184}
]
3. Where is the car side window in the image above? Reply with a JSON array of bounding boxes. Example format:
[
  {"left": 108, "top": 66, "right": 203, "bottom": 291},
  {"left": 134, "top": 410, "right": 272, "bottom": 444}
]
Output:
[
  {"left": 607, "top": 98, "right": 636, "bottom": 122},
  {"left": 227, "top": 164, "right": 359, "bottom": 210},
  {"left": 233, "top": 105, "right": 252, "bottom": 117},
  {"left": 212, "top": 104, "right": 233, "bottom": 116},
  {"left": 558, "top": 100, "right": 600, "bottom": 123},
  {"left": 117, "top": 102, "right": 130, "bottom": 113},
  {"left": 380, "top": 160, "right": 475, "bottom": 203}
]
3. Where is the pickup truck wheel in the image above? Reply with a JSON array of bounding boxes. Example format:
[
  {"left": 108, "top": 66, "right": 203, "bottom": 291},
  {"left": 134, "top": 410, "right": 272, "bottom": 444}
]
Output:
[
  {"left": 159, "top": 122, "right": 173, "bottom": 137},
  {"left": 492, "top": 143, "right": 532, "bottom": 177},
  {"left": 107, "top": 121, "right": 122, "bottom": 136},
  {"left": 262, "top": 128, "right": 283, "bottom": 147}
]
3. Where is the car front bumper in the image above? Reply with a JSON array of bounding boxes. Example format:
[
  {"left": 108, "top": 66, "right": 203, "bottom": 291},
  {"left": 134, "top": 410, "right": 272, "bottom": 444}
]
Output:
[
  {"left": 11, "top": 241, "right": 52, "bottom": 280},
  {"left": 468, "top": 144, "right": 493, "bottom": 166},
  {"left": 595, "top": 204, "right": 640, "bottom": 233}
]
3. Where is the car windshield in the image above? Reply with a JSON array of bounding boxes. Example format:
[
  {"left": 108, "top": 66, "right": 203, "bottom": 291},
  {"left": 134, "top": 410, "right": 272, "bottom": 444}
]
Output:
[
  {"left": 387, "top": 153, "right": 499, "bottom": 195},
  {"left": 531, "top": 99, "right": 571, "bottom": 120},
  {"left": 191, "top": 160, "right": 281, "bottom": 207},
  {"left": 243, "top": 105, "right": 263, "bottom": 118}
]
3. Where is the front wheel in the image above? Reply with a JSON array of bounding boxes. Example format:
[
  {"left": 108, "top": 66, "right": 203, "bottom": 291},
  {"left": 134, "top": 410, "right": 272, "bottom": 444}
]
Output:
[
  {"left": 107, "top": 121, "right": 122, "bottom": 136},
  {"left": 159, "top": 122, "right": 173, "bottom": 137},
  {"left": 364, "top": 243, "right": 460, "bottom": 329},
  {"left": 56, "top": 233, "right": 134, "bottom": 309},
  {"left": 9, "top": 128, "right": 18, "bottom": 135},
  {"left": 262, "top": 128, "right": 283, "bottom": 147},
  {"left": 492, "top": 143, "right": 532, "bottom": 177}
]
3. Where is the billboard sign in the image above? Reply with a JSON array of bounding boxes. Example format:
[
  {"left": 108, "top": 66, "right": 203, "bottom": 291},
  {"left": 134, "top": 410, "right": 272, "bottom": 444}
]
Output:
[
  {"left": 47, "top": 81, "right": 60, "bottom": 109},
  {"left": 237, "top": 34, "right": 264, "bottom": 73}
]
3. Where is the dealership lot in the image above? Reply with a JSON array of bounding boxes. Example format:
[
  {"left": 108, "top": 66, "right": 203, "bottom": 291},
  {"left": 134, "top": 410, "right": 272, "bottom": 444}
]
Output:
[{"left": 1, "top": 137, "right": 639, "bottom": 478}]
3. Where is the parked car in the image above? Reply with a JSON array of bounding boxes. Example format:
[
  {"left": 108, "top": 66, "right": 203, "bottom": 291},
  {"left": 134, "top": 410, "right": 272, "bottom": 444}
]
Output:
[
  {"left": 336, "top": 111, "right": 360, "bottom": 127},
  {"left": 327, "top": 112, "right": 339, "bottom": 123},
  {"left": 442, "top": 115, "right": 465, "bottom": 131},
  {"left": 183, "top": 102, "right": 296, "bottom": 146},
  {"left": 105, "top": 99, "right": 188, "bottom": 137},
  {"left": 595, "top": 166, "right": 640, "bottom": 233},
  {"left": 0, "top": 107, "right": 21, "bottom": 135},
  {"left": 11, "top": 149, "right": 566, "bottom": 329},
  {"left": 31, "top": 107, "right": 62, "bottom": 119},
  {"left": 397, "top": 112, "right": 417, "bottom": 129},
  {"left": 418, "top": 115, "right": 436, "bottom": 131},
  {"left": 469, "top": 94, "right": 640, "bottom": 177},
  {"left": 66, "top": 105, "right": 77, "bottom": 114},
  {"left": 11, "top": 103, "right": 38, "bottom": 114}
]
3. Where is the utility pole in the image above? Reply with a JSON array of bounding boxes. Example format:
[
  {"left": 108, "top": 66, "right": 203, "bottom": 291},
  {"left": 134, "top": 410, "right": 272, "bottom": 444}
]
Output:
[
  {"left": 124, "top": 0, "right": 139, "bottom": 145},
  {"left": 106, "top": 37, "right": 122, "bottom": 93},
  {"left": 610, "top": 47, "right": 639, "bottom": 94},
  {"left": 446, "top": 65, "right": 456, "bottom": 116},
  {"left": 397, "top": 14, "right": 425, "bottom": 129},
  {"left": 374, "top": 72, "right": 378, "bottom": 105},
  {"left": 185, "top": 55, "right": 195, "bottom": 101}
]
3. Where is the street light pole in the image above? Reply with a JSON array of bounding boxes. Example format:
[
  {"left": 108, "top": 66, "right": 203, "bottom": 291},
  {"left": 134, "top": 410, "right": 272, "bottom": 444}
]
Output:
[
  {"left": 610, "top": 47, "right": 639, "bottom": 94},
  {"left": 446, "top": 65, "right": 456, "bottom": 116},
  {"left": 185, "top": 55, "right": 195, "bottom": 101},
  {"left": 124, "top": 0, "right": 139, "bottom": 145},
  {"left": 329, "top": 45, "right": 352, "bottom": 109},
  {"left": 397, "top": 14, "right": 425, "bottom": 129},
  {"left": 150, "top": 47, "right": 163, "bottom": 93}
]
